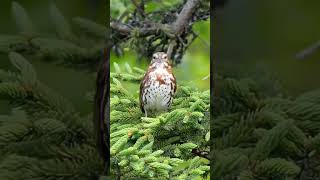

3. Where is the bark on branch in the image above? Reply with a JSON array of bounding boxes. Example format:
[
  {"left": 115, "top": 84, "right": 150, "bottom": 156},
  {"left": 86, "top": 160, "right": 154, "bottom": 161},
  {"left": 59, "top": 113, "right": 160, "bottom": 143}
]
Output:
[
  {"left": 110, "top": 0, "right": 200, "bottom": 38},
  {"left": 110, "top": 22, "right": 131, "bottom": 35},
  {"left": 110, "top": 21, "right": 163, "bottom": 37},
  {"left": 172, "top": 0, "right": 200, "bottom": 36},
  {"left": 110, "top": 0, "right": 203, "bottom": 61}
]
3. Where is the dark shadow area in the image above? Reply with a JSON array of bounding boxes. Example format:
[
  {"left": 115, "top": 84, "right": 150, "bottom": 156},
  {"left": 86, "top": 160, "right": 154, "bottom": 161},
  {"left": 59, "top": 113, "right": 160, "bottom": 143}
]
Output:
[{"left": 0, "top": 0, "right": 108, "bottom": 179}]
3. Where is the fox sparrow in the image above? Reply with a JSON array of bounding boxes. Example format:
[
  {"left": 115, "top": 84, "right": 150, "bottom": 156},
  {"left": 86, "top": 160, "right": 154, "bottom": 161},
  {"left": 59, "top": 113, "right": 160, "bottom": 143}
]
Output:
[{"left": 140, "top": 52, "right": 177, "bottom": 117}]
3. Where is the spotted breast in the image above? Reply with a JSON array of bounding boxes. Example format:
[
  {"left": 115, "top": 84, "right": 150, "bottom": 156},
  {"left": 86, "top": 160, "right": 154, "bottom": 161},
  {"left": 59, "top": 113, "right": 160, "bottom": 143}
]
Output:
[{"left": 140, "top": 52, "right": 176, "bottom": 117}]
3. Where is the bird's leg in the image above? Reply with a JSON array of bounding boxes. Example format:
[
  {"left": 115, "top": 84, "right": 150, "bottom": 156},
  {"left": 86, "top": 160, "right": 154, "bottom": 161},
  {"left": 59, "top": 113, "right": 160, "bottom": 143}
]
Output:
[{"left": 145, "top": 110, "right": 148, "bottom": 117}]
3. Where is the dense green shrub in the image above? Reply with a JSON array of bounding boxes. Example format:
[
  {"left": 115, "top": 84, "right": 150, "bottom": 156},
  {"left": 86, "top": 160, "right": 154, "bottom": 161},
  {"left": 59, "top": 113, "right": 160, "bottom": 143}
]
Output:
[{"left": 109, "top": 63, "right": 210, "bottom": 179}]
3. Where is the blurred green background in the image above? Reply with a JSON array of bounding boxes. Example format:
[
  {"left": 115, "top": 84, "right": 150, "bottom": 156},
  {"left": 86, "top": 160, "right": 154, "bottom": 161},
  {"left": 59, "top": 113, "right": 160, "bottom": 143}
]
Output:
[
  {"left": 215, "top": 0, "right": 320, "bottom": 96},
  {"left": 0, "top": 0, "right": 106, "bottom": 114}
]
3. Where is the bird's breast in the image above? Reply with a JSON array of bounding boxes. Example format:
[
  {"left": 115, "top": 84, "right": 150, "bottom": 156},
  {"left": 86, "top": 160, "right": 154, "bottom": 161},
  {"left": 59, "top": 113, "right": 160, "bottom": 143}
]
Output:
[{"left": 142, "top": 68, "right": 175, "bottom": 112}]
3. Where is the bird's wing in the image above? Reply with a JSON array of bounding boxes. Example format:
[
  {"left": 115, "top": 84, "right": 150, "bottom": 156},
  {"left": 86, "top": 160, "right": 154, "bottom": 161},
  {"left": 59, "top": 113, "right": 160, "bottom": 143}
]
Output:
[{"left": 139, "top": 73, "right": 147, "bottom": 113}]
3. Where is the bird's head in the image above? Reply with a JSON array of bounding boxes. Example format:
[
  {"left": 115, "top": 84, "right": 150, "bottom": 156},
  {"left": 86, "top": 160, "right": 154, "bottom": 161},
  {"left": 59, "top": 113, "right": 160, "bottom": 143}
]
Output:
[{"left": 150, "top": 52, "right": 170, "bottom": 69}]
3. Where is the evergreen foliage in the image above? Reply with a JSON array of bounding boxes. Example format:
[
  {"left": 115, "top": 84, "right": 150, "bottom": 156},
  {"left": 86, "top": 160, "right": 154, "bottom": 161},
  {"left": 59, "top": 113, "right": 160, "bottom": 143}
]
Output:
[
  {"left": 0, "top": 52, "right": 102, "bottom": 179},
  {"left": 1, "top": 1, "right": 106, "bottom": 70},
  {"left": 110, "top": 63, "right": 210, "bottom": 179},
  {"left": 212, "top": 75, "right": 320, "bottom": 179},
  {"left": 0, "top": 2, "right": 106, "bottom": 179}
]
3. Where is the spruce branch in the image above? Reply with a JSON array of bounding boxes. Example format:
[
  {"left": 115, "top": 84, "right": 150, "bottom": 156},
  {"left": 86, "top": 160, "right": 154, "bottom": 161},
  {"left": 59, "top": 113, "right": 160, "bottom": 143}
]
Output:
[
  {"left": 0, "top": 2, "right": 106, "bottom": 71},
  {"left": 212, "top": 74, "right": 320, "bottom": 179},
  {"left": 110, "top": 0, "right": 209, "bottom": 63},
  {"left": 49, "top": 3, "right": 73, "bottom": 40},
  {"left": 11, "top": 1, "right": 35, "bottom": 36},
  {"left": 109, "top": 63, "right": 210, "bottom": 179}
]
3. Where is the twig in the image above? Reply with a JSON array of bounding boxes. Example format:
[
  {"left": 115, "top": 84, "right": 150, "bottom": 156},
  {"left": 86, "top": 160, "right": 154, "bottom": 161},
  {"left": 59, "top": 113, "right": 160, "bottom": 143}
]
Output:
[
  {"left": 296, "top": 40, "right": 320, "bottom": 60},
  {"left": 111, "top": 21, "right": 162, "bottom": 37},
  {"left": 131, "top": 0, "right": 145, "bottom": 17},
  {"left": 197, "top": 34, "right": 210, "bottom": 50},
  {"left": 167, "top": 40, "right": 177, "bottom": 60},
  {"left": 180, "top": 30, "right": 198, "bottom": 54},
  {"left": 110, "top": 0, "right": 203, "bottom": 62},
  {"left": 111, "top": 0, "right": 201, "bottom": 38},
  {"left": 118, "top": 11, "right": 130, "bottom": 22}
]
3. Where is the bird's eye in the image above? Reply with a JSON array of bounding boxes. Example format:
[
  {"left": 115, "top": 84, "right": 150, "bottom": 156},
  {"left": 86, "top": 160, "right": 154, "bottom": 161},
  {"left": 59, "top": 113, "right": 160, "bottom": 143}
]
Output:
[
  {"left": 163, "top": 55, "right": 167, "bottom": 59},
  {"left": 153, "top": 55, "right": 157, "bottom": 60}
]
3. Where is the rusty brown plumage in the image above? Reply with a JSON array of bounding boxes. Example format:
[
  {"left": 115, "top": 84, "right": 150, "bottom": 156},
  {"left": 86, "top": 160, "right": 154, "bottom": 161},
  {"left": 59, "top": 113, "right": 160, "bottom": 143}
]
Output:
[{"left": 139, "top": 52, "right": 176, "bottom": 117}]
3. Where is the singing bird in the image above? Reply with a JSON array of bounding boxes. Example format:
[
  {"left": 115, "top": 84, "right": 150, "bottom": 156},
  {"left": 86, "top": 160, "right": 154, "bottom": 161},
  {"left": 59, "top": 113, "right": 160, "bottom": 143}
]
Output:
[{"left": 140, "top": 52, "right": 177, "bottom": 117}]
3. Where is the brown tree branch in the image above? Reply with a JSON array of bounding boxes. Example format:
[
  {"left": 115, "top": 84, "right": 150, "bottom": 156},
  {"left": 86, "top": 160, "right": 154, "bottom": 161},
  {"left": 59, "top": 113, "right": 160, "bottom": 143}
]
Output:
[
  {"left": 110, "top": 22, "right": 131, "bottom": 35},
  {"left": 111, "top": 0, "right": 201, "bottom": 38},
  {"left": 172, "top": 0, "right": 200, "bottom": 36},
  {"left": 111, "top": 21, "right": 175, "bottom": 38},
  {"left": 110, "top": 0, "right": 203, "bottom": 61}
]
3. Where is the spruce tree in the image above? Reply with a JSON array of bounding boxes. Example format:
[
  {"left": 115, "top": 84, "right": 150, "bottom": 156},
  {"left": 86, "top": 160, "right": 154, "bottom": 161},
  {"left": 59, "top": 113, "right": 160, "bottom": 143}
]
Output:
[{"left": 109, "top": 62, "right": 210, "bottom": 179}]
